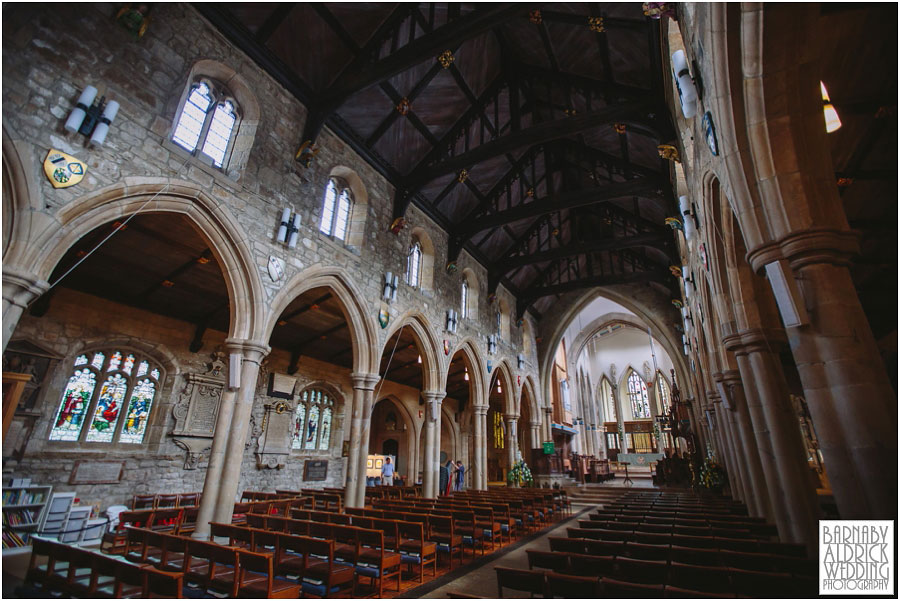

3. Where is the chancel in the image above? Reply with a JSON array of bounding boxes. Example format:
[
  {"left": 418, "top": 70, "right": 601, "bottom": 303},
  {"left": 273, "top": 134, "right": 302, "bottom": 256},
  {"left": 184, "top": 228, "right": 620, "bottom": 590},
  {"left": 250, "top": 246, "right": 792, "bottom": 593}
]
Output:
[{"left": 1, "top": 3, "right": 895, "bottom": 599}]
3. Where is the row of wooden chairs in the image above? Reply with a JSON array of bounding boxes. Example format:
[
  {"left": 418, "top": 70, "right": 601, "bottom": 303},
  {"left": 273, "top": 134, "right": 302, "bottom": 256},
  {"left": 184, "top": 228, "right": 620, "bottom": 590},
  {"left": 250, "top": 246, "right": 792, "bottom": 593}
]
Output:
[
  {"left": 102, "top": 508, "right": 192, "bottom": 554},
  {"left": 564, "top": 527, "right": 805, "bottom": 556},
  {"left": 372, "top": 497, "right": 540, "bottom": 537},
  {"left": 131, "top": 493, "right": 200, "bottom": 510},
  {"left": 578, "top": 518, "right": 775, "bottom": 540},
  {"left": 25, "top": 536, "right": 183, "bottom": 598},
  {"left": 529, "top": 546, "right": 815, "bottom": 578},
  {"left": 242, "top": 512, "right": 438, "bottom": 585},
  {"left": 590, "top": 508, "right": 772, "bottom": 528},
  {"left": 274, "top": 489, "right": 343, "bottom": 512},
  {"left": 495, "top": 564, "right": 814, "bottom": 598}
]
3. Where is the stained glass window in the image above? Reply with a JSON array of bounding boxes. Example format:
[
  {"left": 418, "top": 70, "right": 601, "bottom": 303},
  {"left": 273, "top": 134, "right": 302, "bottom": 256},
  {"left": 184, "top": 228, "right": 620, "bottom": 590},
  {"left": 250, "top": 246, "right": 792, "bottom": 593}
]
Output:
[
  {"left": 48, "top": 349, "right": 161, "bottom": 444},
  {"left": 627, "top": 371, "right": 651, "bottom": 419},
  {"left": 319, "top": 179, "right": 353, "bottom": 240},
  {"left": 492, "top": 411, "right": 505, "bottom": 449},
  {"left": 120, "top": 379, "right": 156, "bottom": 444},
  {"left": 292, "top": 388, "right": 336, "bottom": 451},
  {"left": 407, "top": 241, "right": 422, "bottom": 287},
  {"left": 172, "top": 79, "right": 240, "bottom": 170},
  {"left": 49, "top": 369, "right": 97, "bottom": 441}
]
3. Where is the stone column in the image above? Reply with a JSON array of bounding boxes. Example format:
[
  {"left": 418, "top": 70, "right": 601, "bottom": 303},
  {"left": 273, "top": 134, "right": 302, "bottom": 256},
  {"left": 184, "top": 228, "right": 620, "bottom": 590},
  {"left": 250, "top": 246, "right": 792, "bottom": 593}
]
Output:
[
  {"left": 421, "top": 391, "right": 443, "bottom": 498},
  {"left": 2, "top": 268, "right": 49, "bottom": 353},
  {"left": 611, "top": 383, "right": 626, "bottom": 452},
  {"left": 712, "top": 394, "right": 747, "bottom": 506},
  {"left": 344, "top": 374, "right": 376, "bottom": 508},
  {"left": 473, "top": 405, "right": 487, "bottom": 490},
  {"left": 505, "top": 413, "right": 519, "bottom": 485},
  {"left": 348, "top": 374, "right": 379, "bottom": 508},
  {"left": 719, "top": 370, "right": 772, "bottom": 519},
  {"left": 785, "top": 255, "right": 896, "bottom": 519},
  {"left": 194, "top": 384, "right": 238, "bottom": 539},
  {"left": 529, "top": 419, "right": 541, "bottom": 452},
  {"left": 430, "top": 392, "right": 446, "bottom": 496},
  {"left": 724, "top": 330, "right": 818, "bottom": 550},
  {"left": 542, "top": 406, "right": 553, "bottom": 444},
  {"left": 212, "top": 340, "right": 269, "bottom": 524}
]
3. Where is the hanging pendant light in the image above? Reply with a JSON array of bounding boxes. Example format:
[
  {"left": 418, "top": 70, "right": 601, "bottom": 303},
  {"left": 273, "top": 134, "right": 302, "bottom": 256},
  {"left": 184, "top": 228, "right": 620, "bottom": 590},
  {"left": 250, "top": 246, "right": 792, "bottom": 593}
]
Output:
[
  {"left": 417, "top": 354, "right": 422, "bottom": 364},
  {"left": 463, "top": 366, "right": 469, "bottom": 381},
  {"left": 497, "top": 380, "right": 502, "bottom": 393}
]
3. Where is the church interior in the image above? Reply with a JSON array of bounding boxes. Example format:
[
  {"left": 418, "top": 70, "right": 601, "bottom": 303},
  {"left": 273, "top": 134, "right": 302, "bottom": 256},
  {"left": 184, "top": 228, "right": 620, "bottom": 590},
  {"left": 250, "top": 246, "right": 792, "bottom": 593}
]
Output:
[{"left": 1, "top": 3, "right": 895, "bottom": 599}]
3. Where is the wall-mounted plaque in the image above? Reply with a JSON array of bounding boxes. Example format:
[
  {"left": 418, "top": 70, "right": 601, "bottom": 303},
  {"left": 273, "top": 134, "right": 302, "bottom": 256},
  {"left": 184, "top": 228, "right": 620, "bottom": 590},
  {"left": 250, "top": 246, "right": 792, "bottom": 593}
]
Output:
[
  {"left": 267, "top": 373, "right": 296, "bottom": 399},
  {"left": 303, "top": 459, "right": 328, "bottom": 481},
  {"left": 172, "top": 373, "right": 225, "bottom": 438},
  {"left": 69, "top": 460, "right": 125, "bottom": 484},
  {"left": 256, "top": 401, "right": 293, "bottom": 469}
]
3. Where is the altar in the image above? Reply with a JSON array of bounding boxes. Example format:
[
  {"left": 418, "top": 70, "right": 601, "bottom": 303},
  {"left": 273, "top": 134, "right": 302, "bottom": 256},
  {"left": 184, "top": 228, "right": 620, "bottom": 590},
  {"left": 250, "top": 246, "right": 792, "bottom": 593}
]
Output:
[{"left": 617, "top": 452, "right": 665, "bottom": 467}]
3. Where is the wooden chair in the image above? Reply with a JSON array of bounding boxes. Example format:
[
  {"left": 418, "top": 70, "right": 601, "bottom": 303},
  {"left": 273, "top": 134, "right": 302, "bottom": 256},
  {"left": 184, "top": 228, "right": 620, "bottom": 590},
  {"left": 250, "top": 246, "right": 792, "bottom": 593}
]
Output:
[
  {"left": 616, "top": 557, "right": 669, "bottom": 585},
  {"left": 148, "top": 508, "right": 183, "bottom": 533},
  {"left": 122, "top": 527, "right": 150, "bottom": 564},
  {"left": 210, "top": 522, "right": 252, "bottom": 548},
  {"left": 601, "top": 576, "right": 666, "bottom": 598},
  {"left": 156, "top": 533, "right": 189, "bottom": 573},
  {"left": 520, "top": 549, "right": 564, "bottom": 573},
  {"left": 670, "top": 544, "right": 722, "bottom": 567},
  {"left": 102, "top": 510, "right": 152, "bottom": 554},
  {"left": 25, "top": 537, "right": 67, "bottom": 593},
  {"left": 183, "top": 539, "right": 233, "bottom": 591},
  {"left": 156, "top": 494, "right": 179, "bottom": 508},
  {"left": 545, "top": 572, "right": 600, "bottom": 598},
  {"left": 132, "top": 494, "right": 157, "bottom": 510},
  {"left": 144, "top": 565, "right": 185, "bottom": 598},
  {"left": 332, "top": 524, "right": 359, "bottom": 566},
  {"left": 178, "top": 507, "right": 199, "bottom": 535},
  {"left": 235, "top": 548, "right": 302, "bottom": 598},
  {"left": 176, "top": 492, "right": 200, "bottom": 507},
  {"left": 302, "top": 537, "right": 355, "bottom": 598},
  {"left": 668, "top": 562, "right": 732, "bottom": 594},
  {"left": 231, "top": 502, "right": 252, "bottom": 525},
  {"left": 274, "top": 533, "right": 307, "bottom": 579},
  {"left": 622, "top": 542, "right": 671, "bottom": 561},
  {"left": 566, "top": 553, "right": 616, "bottom": 578},
  {"left": 548, "top": 536, "right": 585, "bottom": 554},
  {"left": 93, "top": 553, "right": 145, "bottom": 598},
  {"left": 398, "top": 520, "right": 437, "bottom": 583},
  {"left": 495, "top": 566, "right": 546, "bottom": 598},
  {"left": 354, "top": 528, "right": 402, "bottom": 597},
  {"left": 429, "top": 515, "right": 463, "bottom": 569},
  {"left": 58, "top": 545, "right": 96, "bottom": 597}
]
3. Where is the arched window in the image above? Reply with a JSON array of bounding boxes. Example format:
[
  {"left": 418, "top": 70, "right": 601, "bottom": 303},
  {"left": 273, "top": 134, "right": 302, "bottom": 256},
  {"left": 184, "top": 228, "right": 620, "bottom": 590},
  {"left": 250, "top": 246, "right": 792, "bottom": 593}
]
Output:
[
  {"left": 172, "top": 79, "right": 240, "bottom": 169},
  {"left": 461, "top": 278, "right": 469, "bottom": 318},
  {"left": 626, "top": 370, "right": 651, "bottom": 419},
  {"left": 492, "top": 411, "right": 505, "bottom": 449},
  {"left": 407, "top": 240, "right": 422, "bottom": 287},
  {"left": 600, "top": 378, "right": 615, "bottom": 423},
  {"left": 292, "top": 388, "right": 335, "bottom": 451},
  {"left": 495, "top": 310, "right": 502, "bottom": 337},
  {"left": 319, "top": 178, "right": 353, "bottom": 240},
  {"left": 49, "top": 349, "right": 161, "bottom": 444},
  {"left": 656, "top": 371, "right": 670, "bottom": 414}
]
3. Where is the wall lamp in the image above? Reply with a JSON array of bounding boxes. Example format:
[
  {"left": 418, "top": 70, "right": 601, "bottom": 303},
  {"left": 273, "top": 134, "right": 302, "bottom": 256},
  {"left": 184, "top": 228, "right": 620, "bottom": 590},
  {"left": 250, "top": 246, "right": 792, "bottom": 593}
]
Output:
[
  {"left": 383, "top": 272, "right": 399, "bottom": 302},
  {"left": 487, "top": 334, "right": 497, "bottom": 355},
  {"left": 671, "top": 50, "right": 698, "bottom": 119},
  {"left": 65, "top": 85, "right": 120, "bottom": 146},
  {"left": 446, "top": 309, "right": 458, "bottom": 333},
  {"left": 276, "top": 208, "right": 301, "bottom": 248},
  {"left": 517, "top": 353, "right": 525, "bottom": 370},
  {"left": 681, "top": 266, "right": 695, "bottom": 299},
  {"left": 679, "top": 195, "right": 697, "bottom": 241}
]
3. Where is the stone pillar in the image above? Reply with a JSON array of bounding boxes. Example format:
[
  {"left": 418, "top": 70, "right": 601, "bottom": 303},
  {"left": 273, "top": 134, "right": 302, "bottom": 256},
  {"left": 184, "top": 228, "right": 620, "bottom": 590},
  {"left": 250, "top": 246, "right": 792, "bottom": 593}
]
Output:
[
  {"left": 348, "top": 374, "right": 379, "bottom": 508},
  {"left": 212, "top": 340, "right": 269, "bottom": 524},
  {"left": 724, "top": 330, "right": 818, "bottom": 550},
  {"left": 2, "top": 268, "right": 49, "bottom": 353},
  {"left": 709, "top": 399, "right": 743, "bottom": 502},
  {"left": 344, "top": 374, "right": 377, "bottom": 508},
  {"left": 430, "top": 392, "right": 446, "bottom": 496},
  {"left": 785, "top": 255, "right": 896, "bottom": 519},
  {"left": 719, "top": 370, "right": 772, "bottom": 519},
  {"left": 421, "top": 391, "right": 444, "bottom": 498},
  {"left": 505, "top": 413, "right": 519, "bottom": 485},
  {"left": 473, "top": 405, "right": 487, "bottom": 490},
  {"left": 611, "top": 384, "right": 626, "bottom": 451},
  {"left": 529, "top": 419, "right": 541, "bottom": 452},
  {"left": 542, "top": 406, "right": 553, "bottom": 444},
  {"left": 194, "top": 383, "right": 238, "bottom": 539}
]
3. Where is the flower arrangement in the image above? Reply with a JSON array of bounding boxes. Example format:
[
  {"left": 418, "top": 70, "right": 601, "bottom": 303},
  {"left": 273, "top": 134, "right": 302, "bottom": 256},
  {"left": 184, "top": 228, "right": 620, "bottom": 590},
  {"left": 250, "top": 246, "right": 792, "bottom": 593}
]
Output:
[
  {"left": 507, "top": 459, "right": 534, "bottom": 487},
  {"left": 699, "top": 457, "right": 725, "bottom": 491}
]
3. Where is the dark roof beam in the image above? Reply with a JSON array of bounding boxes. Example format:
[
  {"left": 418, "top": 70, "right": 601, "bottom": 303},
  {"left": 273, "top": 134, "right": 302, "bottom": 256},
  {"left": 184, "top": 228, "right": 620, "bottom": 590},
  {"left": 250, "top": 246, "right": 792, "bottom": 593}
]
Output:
[{"left": 495, "top": 232, "right": 669, "bottom": 274}]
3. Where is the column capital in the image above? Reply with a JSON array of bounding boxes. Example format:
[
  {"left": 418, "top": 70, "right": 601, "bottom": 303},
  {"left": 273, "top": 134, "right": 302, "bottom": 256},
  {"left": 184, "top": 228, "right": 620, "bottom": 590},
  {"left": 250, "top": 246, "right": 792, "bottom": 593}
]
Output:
[
  {"left": 722, "top": 328, "right": 788, "bottom": 355},
  {"left": 473, "top": 405, "right": 489, "bottom": 416},
  {"left": 746, "top": 227, "right": 860, "bottom": 273},
  {"left": 421, "top": 390, "right": 446, "bottom": 404},
  {"left": 350, "top": 372, "right": 380, "bottom": 390},
  {"left": 529, "top": 419, "right": 541, "bottom": 428},
  {"left": 224, "top": 338, "right": 270, "bottom": 363},
  {"left": 504, "top": 413, "right": 519, "bottom": 422},
  {"left": 542, "top": 406, "right": 553, "bottom": 414},
  {"left": 2, "top": 267, "right": 50, "bottom": 309},
  {"left": 713, "top": 370, "right": 742, "bottom": 385}
]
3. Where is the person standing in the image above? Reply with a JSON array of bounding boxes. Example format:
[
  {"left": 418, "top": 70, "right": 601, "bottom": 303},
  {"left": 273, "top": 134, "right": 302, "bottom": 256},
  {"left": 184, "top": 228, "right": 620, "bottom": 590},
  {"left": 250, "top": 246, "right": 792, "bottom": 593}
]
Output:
[
  {"left": 455, "top": 460, "right": 465, "bottom": 491},
  {"left": 439, "top": 460, "right": 450, "bottom": 496},
  {"left": 381, "top": 456, "right": 395, "bottom": 486}
]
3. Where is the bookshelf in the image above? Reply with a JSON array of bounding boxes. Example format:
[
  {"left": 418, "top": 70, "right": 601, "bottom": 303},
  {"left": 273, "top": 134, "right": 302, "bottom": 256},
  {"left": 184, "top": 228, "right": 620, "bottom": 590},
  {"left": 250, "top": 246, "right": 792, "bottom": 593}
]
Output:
[{"left": 2, "top": 485, "right": 52, "bottom": 554}]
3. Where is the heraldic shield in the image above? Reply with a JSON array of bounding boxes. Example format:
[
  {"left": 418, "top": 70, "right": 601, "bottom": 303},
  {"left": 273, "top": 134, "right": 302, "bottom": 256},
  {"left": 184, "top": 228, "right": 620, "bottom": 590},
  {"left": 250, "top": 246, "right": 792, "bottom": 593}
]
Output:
[{"left": 43, "top": 149, "right": 87, "bottom": 189}]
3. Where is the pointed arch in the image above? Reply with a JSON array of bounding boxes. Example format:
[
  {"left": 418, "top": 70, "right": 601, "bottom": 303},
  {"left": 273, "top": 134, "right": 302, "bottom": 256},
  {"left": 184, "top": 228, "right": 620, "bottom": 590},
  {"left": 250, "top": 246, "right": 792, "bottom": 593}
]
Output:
[
  {"left": 489, "top": 360, "right": 516, "bottom": 415},
  {"left": 2, "top": 125, "right": 38, "bottom": 263},
  {"left": 28, "top": 179, "right": 265, "bottom": 342},
  {"left": 444, "top": 337, "right": 487, "bottom": 409},
  {"left": 268, "top": 266, "right": 377, "bottom": 375},
  {"left": 520, "top": 374, "right": 540, "bottom": 421},
  {"left": 381, "top": 311, "right": 442, "bottom": 393}
]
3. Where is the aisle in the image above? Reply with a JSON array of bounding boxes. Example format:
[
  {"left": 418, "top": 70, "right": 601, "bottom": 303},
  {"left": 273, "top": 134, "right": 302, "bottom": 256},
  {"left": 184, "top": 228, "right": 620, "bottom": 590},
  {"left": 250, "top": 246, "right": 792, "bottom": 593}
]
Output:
[{"left": 408, "top": 508, "right": 590, "bottom": 599}]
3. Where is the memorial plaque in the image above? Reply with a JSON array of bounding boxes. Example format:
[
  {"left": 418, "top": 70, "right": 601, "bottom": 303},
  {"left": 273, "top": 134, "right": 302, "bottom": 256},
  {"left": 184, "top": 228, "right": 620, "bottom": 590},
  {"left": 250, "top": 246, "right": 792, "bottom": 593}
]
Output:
[
  {"left": 69, "top": 460, "right": 125, "bottom": 484},
  {"left": 304, "top": 459, "right": 329, "bottom": 481},
  {"left": 172, "top": 373, "right": 225, "bottom": 438}
]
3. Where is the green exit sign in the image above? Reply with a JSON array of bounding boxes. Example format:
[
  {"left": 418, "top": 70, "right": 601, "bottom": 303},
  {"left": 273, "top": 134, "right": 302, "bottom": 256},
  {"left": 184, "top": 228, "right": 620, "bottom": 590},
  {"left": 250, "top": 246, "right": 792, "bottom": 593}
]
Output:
[{"left": 542, "top": 442, "right": 555, "bottom": 455}]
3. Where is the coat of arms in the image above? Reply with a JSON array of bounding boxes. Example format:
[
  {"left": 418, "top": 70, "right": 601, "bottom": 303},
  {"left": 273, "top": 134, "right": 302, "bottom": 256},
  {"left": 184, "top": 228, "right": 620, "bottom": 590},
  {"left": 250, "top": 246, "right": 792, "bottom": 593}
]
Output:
[
  {"left": 43, "top": 149, "right": 87, "bottom": 189},
  {"left": 443, "top": 340, "right": 450, "bottom": 355},
  {"left": 378, "top": 304, "right": 390, "bottom": 329}
]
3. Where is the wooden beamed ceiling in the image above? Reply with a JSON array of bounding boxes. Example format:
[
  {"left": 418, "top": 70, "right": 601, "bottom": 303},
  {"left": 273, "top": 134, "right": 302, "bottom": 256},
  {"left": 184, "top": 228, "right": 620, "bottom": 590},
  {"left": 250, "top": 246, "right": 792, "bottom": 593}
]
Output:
[{"left": 198, "top": 3, "right": 680, "bottom": 318}]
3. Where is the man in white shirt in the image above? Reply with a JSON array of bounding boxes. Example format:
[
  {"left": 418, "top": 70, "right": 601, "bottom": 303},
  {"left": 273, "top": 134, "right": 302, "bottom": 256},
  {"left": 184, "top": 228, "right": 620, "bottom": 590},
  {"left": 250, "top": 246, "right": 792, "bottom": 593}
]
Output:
[{"left": 381, "top": 456, "right": 395, "bottom": 486}]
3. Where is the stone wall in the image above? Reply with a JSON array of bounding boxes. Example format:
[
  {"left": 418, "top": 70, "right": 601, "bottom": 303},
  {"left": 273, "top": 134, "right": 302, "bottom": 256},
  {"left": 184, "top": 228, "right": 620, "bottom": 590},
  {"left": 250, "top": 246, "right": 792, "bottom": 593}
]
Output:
[{"left": 2, "top": 4, "right": 539, "bottom": 507}]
